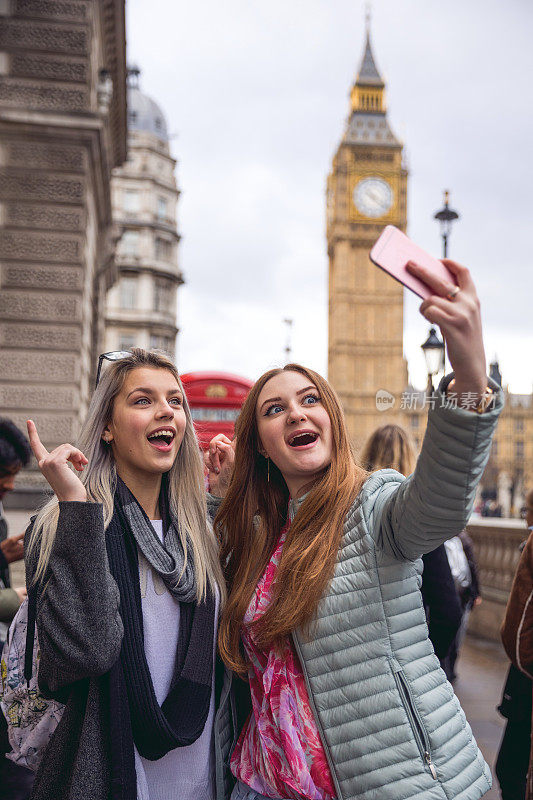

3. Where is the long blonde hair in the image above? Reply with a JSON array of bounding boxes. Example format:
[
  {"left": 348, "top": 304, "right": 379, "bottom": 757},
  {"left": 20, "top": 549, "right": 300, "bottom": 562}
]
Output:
[
  {"left": 216, "top": 363, "right": 367, "bottom": 674},
  {"left": 28, "top": 349, "right": 225, "bottom": 604},
  {"left": 359, "top": 423, "right": 416, "bottom": 477}
]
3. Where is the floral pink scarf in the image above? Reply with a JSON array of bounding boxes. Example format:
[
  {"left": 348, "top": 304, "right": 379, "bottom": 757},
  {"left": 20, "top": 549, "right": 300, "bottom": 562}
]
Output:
[{"left": 230, "top": 519, "right": 336, "bottom": 800}]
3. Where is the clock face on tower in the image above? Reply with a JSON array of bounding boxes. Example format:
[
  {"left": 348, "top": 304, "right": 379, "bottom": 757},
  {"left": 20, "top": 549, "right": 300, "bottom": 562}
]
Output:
[{"left": 353, "top": 177, "right": 393, "bottom": 218}]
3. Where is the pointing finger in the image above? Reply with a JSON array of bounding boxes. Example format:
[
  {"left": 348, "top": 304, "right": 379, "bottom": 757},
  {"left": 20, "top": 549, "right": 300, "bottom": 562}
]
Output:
[{"left": 26, "top": 420, "right": 49, "bottom": 462}]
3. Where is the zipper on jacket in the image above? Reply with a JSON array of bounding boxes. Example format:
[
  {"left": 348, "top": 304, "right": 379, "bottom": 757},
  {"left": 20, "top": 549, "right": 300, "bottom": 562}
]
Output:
[
  {"left": 291, "top": 632, "right": 344, "bottom": 800},
  {"left": 393, "top": 667, "right": 437, "bottom": 780}
]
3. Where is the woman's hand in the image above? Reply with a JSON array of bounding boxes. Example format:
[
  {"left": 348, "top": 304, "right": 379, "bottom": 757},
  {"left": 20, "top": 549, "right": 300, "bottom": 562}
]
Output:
[
  {"left": 204, "top": 434, "right": 235, "bottom": 498},
  {"left": 14, "top": 586, "right": 27, "bottom": 604},
  {"left": 27, "top": 419, "right": 88, "bottom": 502},
  {"left": 406, "top": 259, "right": 487, "bottom": 402}
]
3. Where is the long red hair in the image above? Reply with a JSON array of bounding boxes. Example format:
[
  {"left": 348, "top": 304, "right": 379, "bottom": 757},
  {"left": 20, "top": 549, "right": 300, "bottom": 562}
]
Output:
[{"left": 216, "top": 364, "right": 367, "bottom": 675}]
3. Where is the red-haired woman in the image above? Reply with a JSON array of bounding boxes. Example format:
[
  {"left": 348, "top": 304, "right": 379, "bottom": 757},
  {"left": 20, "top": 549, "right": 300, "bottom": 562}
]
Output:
[{"left": 208, "top": 260, "right": 502, "bottom": 800}]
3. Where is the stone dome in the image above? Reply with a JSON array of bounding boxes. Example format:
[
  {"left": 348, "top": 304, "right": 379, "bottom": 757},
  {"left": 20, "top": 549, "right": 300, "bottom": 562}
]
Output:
[{"left": 127, "top": 86, "right": 168, "bottom": 141}]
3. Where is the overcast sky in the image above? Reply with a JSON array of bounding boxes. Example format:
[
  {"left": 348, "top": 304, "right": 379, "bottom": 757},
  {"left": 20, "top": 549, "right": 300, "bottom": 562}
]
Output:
[{"left": 127, "top": 0, "right": 533, "bottom": 393}]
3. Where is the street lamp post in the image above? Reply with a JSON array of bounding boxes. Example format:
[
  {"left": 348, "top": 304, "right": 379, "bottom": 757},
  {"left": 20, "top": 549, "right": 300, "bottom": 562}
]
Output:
[
  {"left": 432, "top": 190, "right": 460, "bottom": 376},
  {"left": 433, "top": 189, "right": 459, "bottom": 259},
  {"left": 421, "top": 327, "right": 445, "bottom": 394}
]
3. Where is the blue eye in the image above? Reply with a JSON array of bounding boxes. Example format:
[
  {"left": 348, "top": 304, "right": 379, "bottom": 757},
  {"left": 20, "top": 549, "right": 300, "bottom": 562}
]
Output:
[
  {"left": 169, "top": 397, "right": 182, "bottom": 406},
  {"left": 303, "top": 394, "right": 319, "bottom": 405},
  {"left": 265, "top": 404, "right": 283, "bottom": 416},
  {"left": 134, "top": 398, "right": 150, "bottom": 405}
]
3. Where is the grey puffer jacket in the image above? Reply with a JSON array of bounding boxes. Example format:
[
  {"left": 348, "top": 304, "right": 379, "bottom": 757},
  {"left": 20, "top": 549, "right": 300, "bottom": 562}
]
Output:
[{"left": 287, "top": 377, "right": 502, "bottom": 800}]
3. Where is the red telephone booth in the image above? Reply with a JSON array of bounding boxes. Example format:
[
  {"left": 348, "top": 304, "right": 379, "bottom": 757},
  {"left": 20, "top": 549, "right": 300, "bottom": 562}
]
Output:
[{"left": 180, "top": 371, "right": 253, "bottom": 449}]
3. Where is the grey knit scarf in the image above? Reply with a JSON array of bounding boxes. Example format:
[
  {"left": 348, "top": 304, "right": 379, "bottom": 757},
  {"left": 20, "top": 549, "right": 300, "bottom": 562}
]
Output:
[
  {"left": 107, "top": 476, "right": 217, "bottom": 766},
  {"left": 117, "top": 476, "right": 196, "bottom": 602}
]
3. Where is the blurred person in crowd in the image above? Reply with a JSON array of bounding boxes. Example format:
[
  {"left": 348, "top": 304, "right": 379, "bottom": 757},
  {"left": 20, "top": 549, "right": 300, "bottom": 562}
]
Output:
[
  {"left": 360, "top": 424, "right": 463, "bottom": 664},
  {"left": 0, "top": 418, "right": 33, "bottom": 800},
  {"left": 442, "top": 530, "right": 482, "bottom": 682},
  {"left": 481, "top": 498, "right": 502, "bottom": 517},
  {"left": 0, "top": 418, "right": 30, "bottom": 642},
  {"left": 499, "top": 488, "right": 533, "bottom": 800}
]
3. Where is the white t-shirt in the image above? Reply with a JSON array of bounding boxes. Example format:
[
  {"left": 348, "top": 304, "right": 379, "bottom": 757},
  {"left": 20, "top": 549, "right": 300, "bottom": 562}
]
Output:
[{"left": 134, "top": 519, "right": 218, "bottom": 800}]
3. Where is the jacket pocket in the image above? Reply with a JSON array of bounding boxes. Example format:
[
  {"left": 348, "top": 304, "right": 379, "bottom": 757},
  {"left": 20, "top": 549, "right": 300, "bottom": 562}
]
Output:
[{"left": 390, "top": 660, "right": 437, "bottom": 780}]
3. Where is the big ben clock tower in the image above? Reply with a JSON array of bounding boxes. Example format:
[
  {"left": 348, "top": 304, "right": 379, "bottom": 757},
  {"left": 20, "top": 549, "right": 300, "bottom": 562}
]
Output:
[{"left": 327, "top": 27, "right": 408, "bottom": 449}]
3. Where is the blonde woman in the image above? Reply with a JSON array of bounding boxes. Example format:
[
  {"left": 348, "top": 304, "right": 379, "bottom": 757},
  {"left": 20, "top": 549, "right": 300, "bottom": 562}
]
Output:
[
  {"left": 359, "top": 423, "right": 416, "bottom": 477},
  {"left": 209, "top": 260, "right": 502, "bottom": 800},
  {"left": 25, "top": 350, "right": 234, "bottom": 800}
]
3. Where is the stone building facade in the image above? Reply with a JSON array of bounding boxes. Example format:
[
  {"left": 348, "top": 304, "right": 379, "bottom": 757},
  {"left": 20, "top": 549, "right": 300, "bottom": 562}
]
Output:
[
  {"left": 481, "top": 393, "right": 532, "bottom": 514},
  {"left": 104, "top": 70, "right": 182, "bottom": 359},
  {"left": 0, "top": 0, "right": 127, "bottom": 506},
  {"left": 327, "top": 29, "right": 408, "bottom": 450},
  {"left": 398, "top": 367, "right": 533, "bottom": 516}
]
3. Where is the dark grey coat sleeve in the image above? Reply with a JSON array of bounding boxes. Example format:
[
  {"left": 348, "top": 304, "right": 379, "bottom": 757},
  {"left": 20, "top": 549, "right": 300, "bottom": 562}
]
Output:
[
  {"left": 367, "top": 374, "right": 503, "bottom": 561},
  {"left": 25, "top": 501, "right": 123, "bottom": 693}
]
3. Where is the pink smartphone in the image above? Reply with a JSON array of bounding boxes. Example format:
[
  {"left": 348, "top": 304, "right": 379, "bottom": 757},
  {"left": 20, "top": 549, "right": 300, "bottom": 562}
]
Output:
[{"left": 369, "top": 225, "right": 457, "bottom": 299}]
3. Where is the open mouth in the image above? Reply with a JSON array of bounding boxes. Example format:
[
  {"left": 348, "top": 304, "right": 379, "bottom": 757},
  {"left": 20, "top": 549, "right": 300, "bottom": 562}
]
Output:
[
  {"left": 288, "top": 432, "right": 318, "bottom": 448},
  {"left": 147, "top": 429, "right": 175, "bottom": 451}
]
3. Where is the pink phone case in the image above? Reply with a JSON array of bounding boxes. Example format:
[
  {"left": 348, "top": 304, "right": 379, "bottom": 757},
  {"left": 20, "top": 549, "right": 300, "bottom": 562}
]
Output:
[{"left": 369, "top": 225, "right": 457, "bottom": 299}]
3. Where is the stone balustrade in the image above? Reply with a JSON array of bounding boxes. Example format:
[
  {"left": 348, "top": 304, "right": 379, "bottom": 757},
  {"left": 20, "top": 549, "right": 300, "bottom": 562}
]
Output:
[{"left": 466, "top": 517, "right": 527, "bottom": 641}]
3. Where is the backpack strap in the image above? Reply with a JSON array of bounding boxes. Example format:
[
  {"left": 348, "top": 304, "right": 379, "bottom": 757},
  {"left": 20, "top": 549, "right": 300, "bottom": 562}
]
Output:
[{"left": 24, "top": 586, "right": 38, "bottom": 685}]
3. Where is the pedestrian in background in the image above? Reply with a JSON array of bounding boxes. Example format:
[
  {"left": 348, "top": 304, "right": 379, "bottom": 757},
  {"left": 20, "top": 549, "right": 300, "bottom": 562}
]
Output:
[
  {"left": 359, "top": 423, "right": 463, "bottom": 666},
  {"left": 23, "top": 349, "right": 234, "bottom": 800},
  {"left": 442, "top": 529, "right": 482, "bottom": 681},
  {"left": 499, "top": 488, "right": 533, "bottom": 800},
  {"left": 495, "top": 663, "right": 532, "bottom": 800},
  {"left": 209, "top": 259, "right": 502, "bottom": 800},
  {"left": 0, "top": 418, "right": 30, "bottom": 641},
  {"left": 0, "top": 418, "right": 33, "bottom": 800}
]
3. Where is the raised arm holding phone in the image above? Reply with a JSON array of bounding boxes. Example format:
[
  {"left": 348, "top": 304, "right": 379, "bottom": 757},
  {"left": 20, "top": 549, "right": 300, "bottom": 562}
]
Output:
[{"left": 205, "top": 249, "right": 501, "bottom": 800}]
